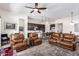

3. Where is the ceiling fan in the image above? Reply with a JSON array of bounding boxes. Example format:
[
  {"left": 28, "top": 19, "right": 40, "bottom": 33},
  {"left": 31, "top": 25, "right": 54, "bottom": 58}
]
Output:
[{"left": 25, "top": 3, "right": 47, "bottom": 13}]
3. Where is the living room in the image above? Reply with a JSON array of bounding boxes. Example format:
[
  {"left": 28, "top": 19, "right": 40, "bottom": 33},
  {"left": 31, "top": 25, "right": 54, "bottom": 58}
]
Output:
[{"left": 0, "top": 3, "right": 79, "bottom": 56}]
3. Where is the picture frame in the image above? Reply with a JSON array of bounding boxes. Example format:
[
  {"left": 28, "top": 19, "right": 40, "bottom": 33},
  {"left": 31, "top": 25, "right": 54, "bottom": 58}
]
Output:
[{"left": 5, "top": 23, "right": 16, "bottom": 29}]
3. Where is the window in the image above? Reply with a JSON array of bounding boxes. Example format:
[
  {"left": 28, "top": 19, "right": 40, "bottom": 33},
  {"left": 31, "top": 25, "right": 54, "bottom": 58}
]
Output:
[{"left": 74, "top": 23, "right": 79, "bottom": 32}]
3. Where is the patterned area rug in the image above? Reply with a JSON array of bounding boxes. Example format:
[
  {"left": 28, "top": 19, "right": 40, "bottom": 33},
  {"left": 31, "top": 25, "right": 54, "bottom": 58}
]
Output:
[{"left": 17, "top": 40, "right": 79, "bottom": 56}]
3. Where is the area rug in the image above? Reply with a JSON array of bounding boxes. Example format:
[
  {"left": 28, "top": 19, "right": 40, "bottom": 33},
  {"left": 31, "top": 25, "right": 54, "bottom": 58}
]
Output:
[{"left": 17, "top": 40, "right": 79, "bottom": 56}]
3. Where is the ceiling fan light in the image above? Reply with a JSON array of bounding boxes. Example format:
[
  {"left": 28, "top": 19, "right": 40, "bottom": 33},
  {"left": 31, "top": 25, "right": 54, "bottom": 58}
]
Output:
[{"left": 34, "top": 9, "right": 38, "bottom": 11}]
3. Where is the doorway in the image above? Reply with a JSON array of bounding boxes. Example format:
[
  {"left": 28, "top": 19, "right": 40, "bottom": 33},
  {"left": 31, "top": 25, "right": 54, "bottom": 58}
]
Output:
[
  {"left": 57, "top": 23, "right": 63, "bottom": 33},
  {"left": 19, "top": 19, "right": 24, "bottom": 34}
]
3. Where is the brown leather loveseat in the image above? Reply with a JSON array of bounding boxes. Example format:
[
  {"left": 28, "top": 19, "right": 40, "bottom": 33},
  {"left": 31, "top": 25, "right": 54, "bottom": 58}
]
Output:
[{"left": 49, "top": 32, "right": 76, "bottom": 51}]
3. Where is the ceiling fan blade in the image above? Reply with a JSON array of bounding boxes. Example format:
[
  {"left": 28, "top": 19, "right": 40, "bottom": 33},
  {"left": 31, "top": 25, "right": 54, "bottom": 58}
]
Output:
[
  {"left": 25, "top": 6, "right": 35, "bottom": 9},
  {"left": 35, "top": 3, "right": 38, "bottom": 8},
  {"left": 37, "top": 10, "right": 41, "bottom": 13},
  {"left": 38, "top": 8, "right": 47, "bottom": 10},
  {"left": 30, "top": 10, "right": 34, "bottom": 13}
]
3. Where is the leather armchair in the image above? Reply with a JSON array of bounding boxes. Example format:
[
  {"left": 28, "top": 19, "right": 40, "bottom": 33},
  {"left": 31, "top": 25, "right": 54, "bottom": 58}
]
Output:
[
  {"left": 29, "top": 33, "right": 42, "bottom": 46},
  {"left": 10, "top": 33, "right": 29, "bottom": 52}
]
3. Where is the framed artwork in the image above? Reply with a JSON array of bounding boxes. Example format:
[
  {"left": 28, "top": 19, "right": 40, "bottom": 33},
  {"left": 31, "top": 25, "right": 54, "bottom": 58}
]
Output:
[{"left": 5, "top": 23, "right": 16, "bottom": 29}]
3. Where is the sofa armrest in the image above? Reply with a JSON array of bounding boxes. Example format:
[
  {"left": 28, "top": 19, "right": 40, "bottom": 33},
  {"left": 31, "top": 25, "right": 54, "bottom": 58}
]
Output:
[
  {"left": 72, "top": 40, "right": 76, "bottom": 44},
  {"left": 10, "top": 39, "right": 24, "bottom": 46},
  {"left": 49, "top": 35, "right": 52, "bottom": 39},
  {"left": 23, "top": 39, "right": 27, "bottom": 42},
  {"left": 23, "top": 39, "right": 29, "bottom": 45},
  {"left": 34, "top": 38, "right": 42, "bottom": 43},
  {"left": 10, "top": 40, "right": 15, "bottom": 46}
]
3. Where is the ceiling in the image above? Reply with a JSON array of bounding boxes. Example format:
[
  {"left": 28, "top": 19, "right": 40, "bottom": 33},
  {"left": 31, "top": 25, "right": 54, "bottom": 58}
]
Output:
[{"left": 0, "top": 3, "right": 79, "bottom": 20}]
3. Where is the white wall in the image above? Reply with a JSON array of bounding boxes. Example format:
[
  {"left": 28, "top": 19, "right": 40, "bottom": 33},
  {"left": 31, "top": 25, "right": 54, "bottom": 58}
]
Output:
[
  {"left": 28, "top": 18, "right": 45, "bottom": 24},
  {"left": 45, "top": 21, "right": 50, "bottom": 32},
  {"left": 2, "top": 8, "right": 79, "bottom": 37},
  {"left": 0, "top": 17, "right": 1, "bottom": 46},
  {"left": 0, "top": 9, "right": 56, "bottom": 38},
  {"left": 2, "top": 15, "right": 19, "bottom": 36},
  {"left": 55, "top": 17, "right": 74, "bottom": 33},
  {"left": 73, "top": 15, "right": 79, "bottom": 35},
  {"left": 45, "top": 21, "right": 55, "bottom": 32},
  {"left": 0, "top": 9, "right": 28, "bottom": 38},
  {"left": 28, "top": 17, "right": 55, "bottom": 32},
  {"left": 55, "top": 15, "right": 79, "bottom": 35}
]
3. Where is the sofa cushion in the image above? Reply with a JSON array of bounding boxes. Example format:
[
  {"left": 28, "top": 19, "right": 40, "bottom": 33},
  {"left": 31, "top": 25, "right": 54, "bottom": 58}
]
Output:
[
  {"left": 60, "top": 41, "right": 73, "bottom": 47},
  {"left": 57, "top": 39, "right": 61, "bottom": 43},
  {"left": 53, "top": 37, "right": 59, "bottom": 40},
  {"left": 19, "top": 34, "right": 24, "bottom": 39},
  {"left": 49, "top": 39, "right": 57, "bottom": 43},
  {"left": 53, "top": 33, "right": 60, "bottom": 37},
  {"left": 34, "top": 39, "right": 41, "bottom": 42},
  {"left": 29, "top": 33, "right": 38, "bottom": 40},
  {"left": 11, "top": 33, "right": 19, "bottom": 40},
  {"left": 13, "top": 42, "right": 27, "bottom": 49},
  {"left": 64, "top": 38, "right": 73, "bottom": 42},
  {"left": 64, "top": 34, "right": 75, "bottom": 39}
]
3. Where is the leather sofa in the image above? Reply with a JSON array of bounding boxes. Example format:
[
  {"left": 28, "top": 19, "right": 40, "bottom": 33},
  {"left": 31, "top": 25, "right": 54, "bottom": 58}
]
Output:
[
  {"left": 10, "top": 33, "right": 29, "bottom": 52},
  {"left": 49, "top": 32, "right": 76, "bottom": 51},
  {"left": 49, "top": 32, "right": 60, "bottom": 45},
  {"left": 29, "top": 33, "right": 42, "bottom": 46}
]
